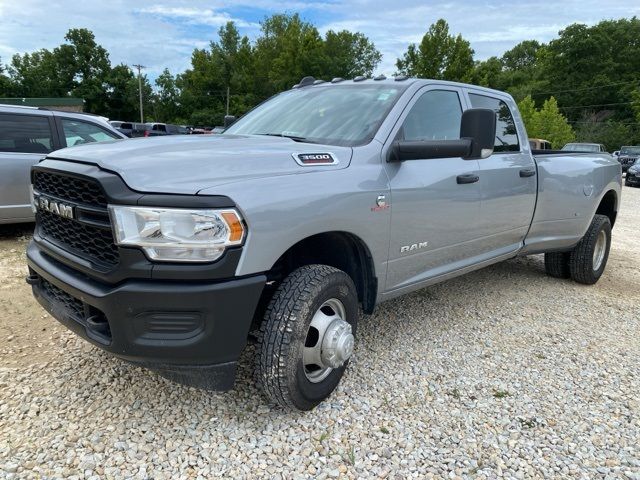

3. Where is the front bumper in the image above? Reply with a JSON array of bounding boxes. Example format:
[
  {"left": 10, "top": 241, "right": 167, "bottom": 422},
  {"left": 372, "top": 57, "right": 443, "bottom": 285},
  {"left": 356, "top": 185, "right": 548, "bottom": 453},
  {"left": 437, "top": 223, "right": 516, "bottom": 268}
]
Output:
[
  {"left": 27, "top": 241, "right": 265, "bottom": 390},
  {"left": 625, "top": 173, "right": 640, "bottom": 186}
]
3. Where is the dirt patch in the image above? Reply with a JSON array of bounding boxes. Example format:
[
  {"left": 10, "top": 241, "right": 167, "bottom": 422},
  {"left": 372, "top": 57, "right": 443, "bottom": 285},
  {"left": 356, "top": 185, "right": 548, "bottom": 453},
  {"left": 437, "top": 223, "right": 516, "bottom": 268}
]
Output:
[{"left": 0, "top": 223, "right": 67, "bottom": 367}]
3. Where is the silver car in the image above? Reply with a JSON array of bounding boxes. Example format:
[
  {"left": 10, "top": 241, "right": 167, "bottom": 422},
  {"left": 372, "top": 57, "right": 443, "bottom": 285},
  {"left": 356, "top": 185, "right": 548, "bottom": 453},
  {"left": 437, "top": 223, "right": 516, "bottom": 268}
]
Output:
[{"left": 0, "top": 105, "right": 126, "bottom": 224}]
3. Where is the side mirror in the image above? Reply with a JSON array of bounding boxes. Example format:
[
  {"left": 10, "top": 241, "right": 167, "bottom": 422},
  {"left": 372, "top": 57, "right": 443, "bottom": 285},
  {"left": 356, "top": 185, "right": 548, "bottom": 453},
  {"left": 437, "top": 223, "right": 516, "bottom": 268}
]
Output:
[
  {"left": 460, "top": 108, "right": 496, "bottom": 159},
  {"left": 388, "top": 108, "right": 497, "bottom": 162},
  {"left": 223, "top": 115, "right": 237, "bottom": 128}
]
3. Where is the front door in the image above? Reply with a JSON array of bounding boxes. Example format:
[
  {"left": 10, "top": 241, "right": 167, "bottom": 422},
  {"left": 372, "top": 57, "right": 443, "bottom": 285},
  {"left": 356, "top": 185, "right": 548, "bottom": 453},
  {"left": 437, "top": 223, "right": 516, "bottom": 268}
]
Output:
[{"left": 383, "top": 87, "right": 484, "bottom": 292}]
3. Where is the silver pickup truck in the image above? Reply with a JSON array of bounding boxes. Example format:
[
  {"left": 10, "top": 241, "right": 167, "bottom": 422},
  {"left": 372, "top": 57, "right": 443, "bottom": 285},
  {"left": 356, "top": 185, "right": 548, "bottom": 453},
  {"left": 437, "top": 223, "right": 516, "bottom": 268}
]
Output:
[{"left": 26, "top": 77, "right": 622, "bottom": 410}]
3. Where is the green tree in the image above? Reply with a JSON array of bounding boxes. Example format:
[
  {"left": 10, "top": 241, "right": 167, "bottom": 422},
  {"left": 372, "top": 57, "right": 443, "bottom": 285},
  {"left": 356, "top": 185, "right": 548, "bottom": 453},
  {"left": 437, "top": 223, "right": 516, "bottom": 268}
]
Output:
[
  {"left": 53, "top": 28, "right": 112, "bottom": 113},
  {"left": 322, "top": 30, "right": 381, "bottom": 78},
  {"left": 106, "top": 64, "right": 152, "bottom": 121},
  {"left": 153, "top": 68, "right": 181, "bottom": 122},
  {"left": 396, "top": 19, "right": 474, "bottom": 81},
  {"left": 0, "top": 57, "right": 16, "bottom": 96},
  {"left": 469, "top": 56, "right": 503, "bottom": 89},
  {"left": 575, "top": 114, "right": 634, "bottom": 151},
  {"left": 9, "top": 49, "right": 67, "bottom": 97},
  {"left": 254, "top": 13, "right": 326, "bottom": 93},
  {"left": 517, "top": 95, "right": 574, "bottom": 148}
]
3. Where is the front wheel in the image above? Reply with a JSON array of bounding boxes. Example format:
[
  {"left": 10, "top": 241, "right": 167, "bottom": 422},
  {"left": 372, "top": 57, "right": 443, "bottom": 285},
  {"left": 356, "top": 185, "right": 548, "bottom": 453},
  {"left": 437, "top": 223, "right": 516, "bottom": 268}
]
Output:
[
  {"left": 256, "top": 265, "right": 358, "bottom": 410},
  {"left": 569, "top": 214, "right": 612, "bottom": 285}
]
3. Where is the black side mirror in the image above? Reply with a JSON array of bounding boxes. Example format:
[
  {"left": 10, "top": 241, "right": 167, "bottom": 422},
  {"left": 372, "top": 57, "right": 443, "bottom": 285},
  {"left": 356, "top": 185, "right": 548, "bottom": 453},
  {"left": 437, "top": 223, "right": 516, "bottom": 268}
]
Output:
[
  {"left": 460, "top": 108, "right": 496, "bottom": 159},
  {"left": 388, "top": 108, "right": 497, "bottom": 162},
  {"left": 223, "top": 115, "right": 237, "bottom": 128}
]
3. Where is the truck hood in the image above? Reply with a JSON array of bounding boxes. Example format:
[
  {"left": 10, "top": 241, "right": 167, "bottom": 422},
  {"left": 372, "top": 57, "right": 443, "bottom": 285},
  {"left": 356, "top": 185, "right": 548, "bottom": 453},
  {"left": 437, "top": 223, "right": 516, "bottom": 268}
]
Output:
[{"left": 48, "top": 134, "right": 352, "bottom": 194}]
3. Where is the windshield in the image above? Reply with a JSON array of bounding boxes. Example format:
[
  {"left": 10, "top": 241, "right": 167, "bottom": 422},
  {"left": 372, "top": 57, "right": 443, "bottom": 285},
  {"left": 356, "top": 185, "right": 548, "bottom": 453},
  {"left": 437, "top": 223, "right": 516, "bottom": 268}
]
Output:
[
  {"left": 562, "top": 143, "right": 600, "bottom": 152},
  {"left": 225, "top": 84, "right": 406, "bottom": 147},
  {"left": 620, "top": 146, "right": 640, "bottom": 155}
]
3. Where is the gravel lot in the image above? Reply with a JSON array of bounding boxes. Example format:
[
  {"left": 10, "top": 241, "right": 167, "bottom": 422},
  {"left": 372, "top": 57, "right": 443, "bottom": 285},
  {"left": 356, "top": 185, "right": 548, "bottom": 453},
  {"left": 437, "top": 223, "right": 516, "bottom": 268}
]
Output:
[{"left": 1, "top": 187, "right": 639, "bottom": 479}]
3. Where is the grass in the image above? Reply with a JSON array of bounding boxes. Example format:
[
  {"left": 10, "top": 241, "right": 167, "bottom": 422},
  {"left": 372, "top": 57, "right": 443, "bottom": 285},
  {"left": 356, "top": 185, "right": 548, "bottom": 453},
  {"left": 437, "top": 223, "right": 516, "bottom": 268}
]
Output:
[
  {"left": 380, "top": 426, "right": 390, "bottom": 434},
  {"left": 492, "top": 389, "right": 511, "bottom": 399}
]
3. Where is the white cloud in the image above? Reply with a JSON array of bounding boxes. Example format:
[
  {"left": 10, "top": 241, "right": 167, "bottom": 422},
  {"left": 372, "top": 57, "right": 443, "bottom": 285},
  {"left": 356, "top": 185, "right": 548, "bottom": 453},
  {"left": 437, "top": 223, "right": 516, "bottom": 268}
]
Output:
[
  {"left": 137, "top": 6, "right": 259, "bottom": 28},
  {"left": 0, "top": 0, "right": 639, "bottom": 82}
]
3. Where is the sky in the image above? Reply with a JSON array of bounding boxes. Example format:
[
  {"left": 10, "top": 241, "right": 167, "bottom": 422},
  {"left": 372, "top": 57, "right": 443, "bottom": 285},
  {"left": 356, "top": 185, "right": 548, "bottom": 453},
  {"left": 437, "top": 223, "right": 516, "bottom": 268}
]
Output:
[{"left": 1, "top": 0, "right": 639, "bottom": 82}]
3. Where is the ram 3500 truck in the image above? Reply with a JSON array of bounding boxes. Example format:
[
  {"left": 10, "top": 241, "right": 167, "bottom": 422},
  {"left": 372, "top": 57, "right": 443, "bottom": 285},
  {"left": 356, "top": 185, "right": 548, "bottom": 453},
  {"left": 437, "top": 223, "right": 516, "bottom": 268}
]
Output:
[{"left": 27, "top": 77, "right": 622, "bottom": 410}]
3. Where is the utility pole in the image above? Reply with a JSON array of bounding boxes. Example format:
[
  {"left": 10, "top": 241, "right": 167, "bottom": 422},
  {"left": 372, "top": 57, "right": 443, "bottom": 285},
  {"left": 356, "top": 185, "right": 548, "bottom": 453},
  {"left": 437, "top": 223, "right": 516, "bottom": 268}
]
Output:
[
  {"left": 226, "top": 86, "right": 230, "bottom": 116},
  {"left": 133, "top": 64, "right": 145, "bottom": 123}
]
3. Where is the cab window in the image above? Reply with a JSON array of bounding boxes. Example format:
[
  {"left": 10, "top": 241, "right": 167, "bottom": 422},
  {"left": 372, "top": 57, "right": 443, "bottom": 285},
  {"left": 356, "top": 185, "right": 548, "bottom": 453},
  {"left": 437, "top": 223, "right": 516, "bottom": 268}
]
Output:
[
  {"left": 61, "top": 119, "right": 120, "bottom": 147},
  {"left": 469, "top": 93, "right": 520, "bottom": 152},
  {"left": 401, "top": 90, "right": 462, "bottom": 141}
]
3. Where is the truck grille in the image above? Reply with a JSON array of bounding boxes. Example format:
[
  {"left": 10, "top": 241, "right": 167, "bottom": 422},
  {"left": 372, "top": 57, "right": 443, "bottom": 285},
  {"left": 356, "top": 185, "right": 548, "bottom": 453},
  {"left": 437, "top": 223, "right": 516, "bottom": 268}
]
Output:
[
  {"left": 33, "top": 170, "right": 108, "bottom": 207},
  {"left": 33, "top": 170, "right": 119, "bottom": 268}
]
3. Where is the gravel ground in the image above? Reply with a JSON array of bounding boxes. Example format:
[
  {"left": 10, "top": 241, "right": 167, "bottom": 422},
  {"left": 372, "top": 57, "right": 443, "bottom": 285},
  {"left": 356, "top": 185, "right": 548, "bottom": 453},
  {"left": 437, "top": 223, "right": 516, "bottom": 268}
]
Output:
[{"left": 1, "top": 187, "right": 639, "bottom": 479}]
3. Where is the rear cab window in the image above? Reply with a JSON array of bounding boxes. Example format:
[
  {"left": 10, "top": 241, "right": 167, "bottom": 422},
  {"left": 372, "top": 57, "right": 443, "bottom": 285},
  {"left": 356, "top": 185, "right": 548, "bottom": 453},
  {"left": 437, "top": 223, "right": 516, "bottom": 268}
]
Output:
[
  {"left": 468, "top": 93, "right": 520, "bottom": 152},
  {"left": 0, "top": 113, "right": 54, "bottom": 154}
]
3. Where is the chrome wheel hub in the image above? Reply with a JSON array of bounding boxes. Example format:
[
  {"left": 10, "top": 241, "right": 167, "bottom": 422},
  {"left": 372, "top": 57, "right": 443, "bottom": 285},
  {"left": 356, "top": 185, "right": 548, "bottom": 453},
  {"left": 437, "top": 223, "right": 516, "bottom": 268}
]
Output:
[
  {"left": 303, "top": 298, "right": 354, "bottom": 383},
  {"left": 593, "top": 230, "right": 607, "bottom": 271}
]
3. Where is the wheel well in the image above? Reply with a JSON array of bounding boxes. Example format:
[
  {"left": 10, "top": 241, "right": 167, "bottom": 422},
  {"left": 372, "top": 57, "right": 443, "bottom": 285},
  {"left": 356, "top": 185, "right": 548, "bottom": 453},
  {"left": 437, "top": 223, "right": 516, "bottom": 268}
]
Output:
[
  {"left": 596, "top": 190, "right": 617, "bottom": 227},
  {"left": 263, "top": 232, "right": 377, "bottom": 315}
]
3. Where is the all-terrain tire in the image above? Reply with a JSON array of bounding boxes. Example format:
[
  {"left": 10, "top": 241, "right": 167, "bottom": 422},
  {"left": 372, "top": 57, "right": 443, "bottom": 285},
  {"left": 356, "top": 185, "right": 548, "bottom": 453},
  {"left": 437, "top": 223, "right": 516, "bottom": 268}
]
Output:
[
  {"left": 544, "top": 252, "right": 571, "bottom": 279},
  {"left": 569, "top": 214, "right": 612, "bottom": 285},
  {"left": 256, "top": 264, "right": 358, "bottom": 410}
]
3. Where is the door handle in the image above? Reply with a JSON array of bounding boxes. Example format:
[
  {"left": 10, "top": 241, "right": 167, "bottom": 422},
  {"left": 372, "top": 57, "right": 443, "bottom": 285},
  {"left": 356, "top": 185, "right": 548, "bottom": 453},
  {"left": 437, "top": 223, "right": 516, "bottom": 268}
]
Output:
[
  {"left": 456, "top": 173, "right": 479, "bottom": 184},
  {"left": 519, "top": 168, "right": 536, "bottom": 178}
]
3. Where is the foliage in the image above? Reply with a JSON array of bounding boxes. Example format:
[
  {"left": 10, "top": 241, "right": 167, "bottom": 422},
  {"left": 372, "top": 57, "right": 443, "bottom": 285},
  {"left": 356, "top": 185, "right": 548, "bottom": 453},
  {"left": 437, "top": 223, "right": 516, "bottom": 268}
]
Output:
[
  {"left": 517, "top": 95, "right": 575, "bottom": 148},
  {"left": 396, "top": 19, "right": 474, "bottom": 82},
  {"left": 574, "top": 114, "right": 635, "bottom": 152},
  {"left": 2, "top": 16, "right": 640, "bottom": 150}
]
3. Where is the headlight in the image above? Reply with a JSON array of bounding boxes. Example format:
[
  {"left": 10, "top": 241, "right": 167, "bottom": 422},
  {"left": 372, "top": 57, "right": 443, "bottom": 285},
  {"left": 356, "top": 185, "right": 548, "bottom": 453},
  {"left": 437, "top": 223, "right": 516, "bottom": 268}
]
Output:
[{"left": 109, "top": 206, "right": 245, "bottom": 262}]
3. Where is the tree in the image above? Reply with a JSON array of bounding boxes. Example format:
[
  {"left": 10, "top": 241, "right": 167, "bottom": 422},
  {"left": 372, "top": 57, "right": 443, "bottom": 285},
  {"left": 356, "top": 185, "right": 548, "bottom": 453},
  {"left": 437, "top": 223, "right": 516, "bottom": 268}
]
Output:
[
  {"left": 322, "top": 30, "right": 381, "bottom": 78},
  {"left": 153, "top": 68, "right": 181, "bottom": 122},
  {"left": 469, "top": 57, "right": 503, "bottom": 89},
  {"left": 254, "top": 13, "right": 326, "bottom": 93},
  {"left": 0, "top": 57, "right": 16, "bottom": 96},
  {"left": 106, "top": 64, "right": 152, "bottom": 121},
  {"left": 396, "top": 19, "right": 474, "bottom": 82},
  {"left": 54, "top": 28, "right": 112, "bottom": 113},
  {"left": 575, "top": 115, "right": 635, "bottom": 152},
  {"left": 517, "top": 95, "right": 574, "bottom": 148}
]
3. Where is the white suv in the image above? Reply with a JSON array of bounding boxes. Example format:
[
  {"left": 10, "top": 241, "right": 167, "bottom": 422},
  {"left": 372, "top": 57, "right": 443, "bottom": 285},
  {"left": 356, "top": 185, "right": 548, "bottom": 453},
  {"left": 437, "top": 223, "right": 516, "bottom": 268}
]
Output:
[{"left": 0, "top": 105, "right": 125, "bottom": 224}]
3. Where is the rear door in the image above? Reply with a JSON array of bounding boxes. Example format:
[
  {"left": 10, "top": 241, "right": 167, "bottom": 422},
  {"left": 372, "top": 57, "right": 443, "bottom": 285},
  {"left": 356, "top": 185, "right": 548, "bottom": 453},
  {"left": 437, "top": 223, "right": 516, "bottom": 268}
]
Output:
[
  {"left": 0, "top": 112, "right": 57, "bottom": 223},
  {"left": 465, "top": 91, "right": 537, "bottom": 253},
  {"left": 383, "top": 86, "right": 485, "bottom": 292}
]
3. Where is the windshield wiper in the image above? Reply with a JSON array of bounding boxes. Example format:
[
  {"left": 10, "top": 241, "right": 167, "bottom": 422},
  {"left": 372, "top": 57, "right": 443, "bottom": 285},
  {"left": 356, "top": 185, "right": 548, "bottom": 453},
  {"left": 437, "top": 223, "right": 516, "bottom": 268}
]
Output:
[{"left": 259, "top": 133, "right": 318, "bottom": 144}]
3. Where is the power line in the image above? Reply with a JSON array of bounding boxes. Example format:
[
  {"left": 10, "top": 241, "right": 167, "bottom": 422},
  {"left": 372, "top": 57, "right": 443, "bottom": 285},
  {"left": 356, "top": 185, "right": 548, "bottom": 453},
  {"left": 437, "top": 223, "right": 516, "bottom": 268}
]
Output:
[
  {"left": 531, "top": 80, "right": 639, "bottom": 97},
  {"left": 558, "top": 101, "right": 633, "bottom": 110}
]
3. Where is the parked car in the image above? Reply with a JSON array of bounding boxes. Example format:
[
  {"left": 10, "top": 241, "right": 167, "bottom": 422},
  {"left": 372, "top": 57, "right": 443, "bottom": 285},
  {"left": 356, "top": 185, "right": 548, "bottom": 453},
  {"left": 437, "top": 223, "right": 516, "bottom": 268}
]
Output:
[
  {"left": 110, "top": 121, "right": 150, "bottom": 138},
  {"left": 0, "top": 104, "right": 126, "bottom": 224},
  {"left": 624, "top": 158, "right": 640, "bottom": 187},
  {"left": 145, "top": 123, "right": 187, "bottom": 136},
  {"left": 26, "top": 77, "right": 621, "bottom": 410},
  {"left": 617, "top": 145, "right": 640, "bottom": 173},
  {"left": 529, "top": 138, "right": 552, "bottom": 150},
  {"left": 561, "top": 142, "right": 608, "bottom": 153}
]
